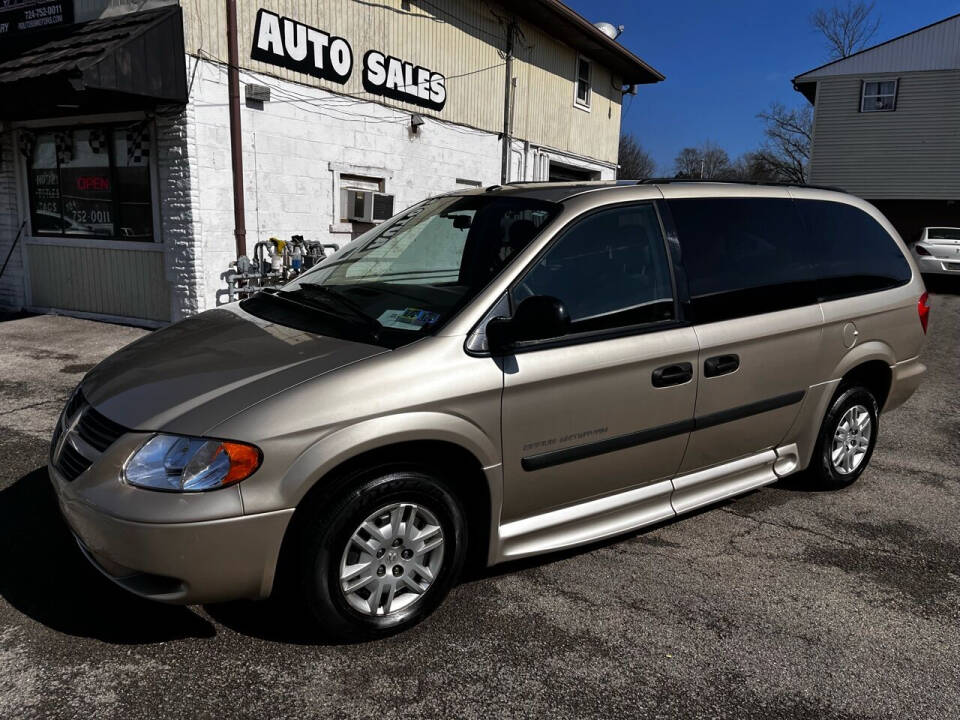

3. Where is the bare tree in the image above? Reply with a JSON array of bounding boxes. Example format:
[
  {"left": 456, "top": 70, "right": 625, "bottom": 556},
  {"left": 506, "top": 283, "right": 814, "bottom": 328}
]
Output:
[
  {"left": 674, "top": 147, "right": 702, "bottom": 178},
  {"left": 811, "top": 1, "right": 880, "bottom": 59},
  {"left": 730, "top": 151, "right": 782, "bottom": 183},
  {"left": 673, "top": 141, "right": 732, "bottom": 179},
  {"left": 755, "top": 102, "right": 813, "bottom": 183},
  {"left": 618, "top": 133, "right": 657, "bottom": 179}
]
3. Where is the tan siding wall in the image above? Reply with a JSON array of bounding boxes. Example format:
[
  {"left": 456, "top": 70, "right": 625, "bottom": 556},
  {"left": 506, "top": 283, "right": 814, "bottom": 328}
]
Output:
[
  {"left": 26, "top": 244, "right": 170, "bottom": 321},
  {"left": 182, "top": 0, "right": 621, "bottom": 164},
  {"left": 809, "top": 70, "right": 960, "bottom": 198}
]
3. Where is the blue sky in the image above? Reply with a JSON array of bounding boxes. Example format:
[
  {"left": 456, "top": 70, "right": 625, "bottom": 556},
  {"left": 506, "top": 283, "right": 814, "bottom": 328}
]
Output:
[{"left": 562, "top": 0, "right": 960, "bottom": 173}]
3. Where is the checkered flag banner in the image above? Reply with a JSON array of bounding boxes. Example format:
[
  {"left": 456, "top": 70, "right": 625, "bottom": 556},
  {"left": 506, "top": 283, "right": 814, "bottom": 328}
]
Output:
[
  {"left": 55, "top": 131, "right": 73, "bottom": 164},
  {"left": 126, "top": 123, "right": 150, "bottom": 165},
  {"left": 88, "top": 128, "right": 107, "bottom": 154},
  {"left": 17, "top": 130, "right": 35, "bottom": 159}
]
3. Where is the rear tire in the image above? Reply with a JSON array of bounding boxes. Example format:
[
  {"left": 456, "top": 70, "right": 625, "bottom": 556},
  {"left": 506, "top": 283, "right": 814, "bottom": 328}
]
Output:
[
  {"left": 808, "top": 385, "right": 879, "bottom": 490},
  {"left": 296, "top": 468, "right": 467, "bottom": 641}
]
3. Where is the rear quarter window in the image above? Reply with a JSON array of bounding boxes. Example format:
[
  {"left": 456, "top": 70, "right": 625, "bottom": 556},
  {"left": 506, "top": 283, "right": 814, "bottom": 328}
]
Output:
[{"left": 794, "top": 199, "right": 912, "bottom": 300}]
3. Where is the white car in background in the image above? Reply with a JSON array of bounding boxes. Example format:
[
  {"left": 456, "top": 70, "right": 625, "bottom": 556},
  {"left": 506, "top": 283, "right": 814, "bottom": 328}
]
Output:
[{"left": 910, "top": 227, "right": 960, "bottom": 275}]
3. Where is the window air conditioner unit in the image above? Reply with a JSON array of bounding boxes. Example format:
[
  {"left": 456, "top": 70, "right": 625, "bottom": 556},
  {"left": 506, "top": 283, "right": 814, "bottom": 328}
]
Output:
[{"left": 342, "top": 190, "right": 395, "bottom": 223}]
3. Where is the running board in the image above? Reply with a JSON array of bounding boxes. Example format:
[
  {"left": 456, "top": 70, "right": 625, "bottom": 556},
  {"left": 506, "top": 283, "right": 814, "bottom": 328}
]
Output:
[
  {"left": 498, "top": 479, "right": 675, "bottom": 560},
  {"left": 671, "top": 450, "right": 777, "bottom": 515},
  {"left": 494, "top": 445, "right": 800, "bottom": 563}
]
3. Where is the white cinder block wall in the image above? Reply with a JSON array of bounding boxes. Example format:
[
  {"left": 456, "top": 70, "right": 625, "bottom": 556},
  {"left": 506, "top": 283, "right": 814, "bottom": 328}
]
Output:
[
  {"left": 0, "top": 131, "right": 25, "bottom": 311},
  {"left": 186, "top": 58, "right": 613, "bottom": 311},
  {"left": 188, "top": 59, "right": 505, "bottom": 311}
]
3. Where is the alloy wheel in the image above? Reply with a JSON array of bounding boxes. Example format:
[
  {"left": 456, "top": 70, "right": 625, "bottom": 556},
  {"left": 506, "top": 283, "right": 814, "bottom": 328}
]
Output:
[
  {"left": 830, "top": 404, "right": 872, "bottom": 475},
  {"left": 338, "top": 502, "right": 445, "bottom": 616}
]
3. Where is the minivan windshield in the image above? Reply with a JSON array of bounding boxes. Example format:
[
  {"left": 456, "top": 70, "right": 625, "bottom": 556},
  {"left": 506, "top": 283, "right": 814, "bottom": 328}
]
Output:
[{"left": 240, "top": 194, "right": 559, "bottom": 348}]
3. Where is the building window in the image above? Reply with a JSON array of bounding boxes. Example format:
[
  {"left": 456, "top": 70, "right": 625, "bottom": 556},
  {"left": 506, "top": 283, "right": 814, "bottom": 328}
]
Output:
[
  {"left": 860, "top": 80, "right": 897, "bottom": 112},
  {"left": 574, "top": 56, "right": 592, "bottom": 109},
  {"left": 26, "top": 125, "right": 153, "bottom": 241}
]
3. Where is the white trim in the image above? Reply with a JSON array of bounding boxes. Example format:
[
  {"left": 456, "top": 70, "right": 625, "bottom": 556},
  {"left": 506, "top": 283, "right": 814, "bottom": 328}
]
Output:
[
  {"left": 860, "top": 78, "right": 898, "bottom": 112},
  {"left": 573, "top": 55, "right": 593, "bottom": 111},
  {"left": 23, "top": 236, "right": 164, "bottom": 252}
]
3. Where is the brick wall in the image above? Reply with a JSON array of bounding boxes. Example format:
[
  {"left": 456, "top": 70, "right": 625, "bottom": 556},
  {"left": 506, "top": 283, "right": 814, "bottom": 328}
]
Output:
[
  {"left": 0, "top": 131, "right": 25, "bottom": 311},
  {"left": 155, "top": 103, "right": 203, "bottom": 320}
]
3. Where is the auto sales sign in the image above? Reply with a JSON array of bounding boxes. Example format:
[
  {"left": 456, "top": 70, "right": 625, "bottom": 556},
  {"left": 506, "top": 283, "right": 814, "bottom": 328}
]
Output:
[{"left": 251, "top": 9, "right": 447, "bottom": 111}]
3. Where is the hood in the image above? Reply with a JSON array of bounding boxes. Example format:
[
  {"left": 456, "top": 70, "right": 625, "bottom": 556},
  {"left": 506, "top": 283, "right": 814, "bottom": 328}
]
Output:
[{"left": 81, "top": 306, "right": 387, "bottom": 435}]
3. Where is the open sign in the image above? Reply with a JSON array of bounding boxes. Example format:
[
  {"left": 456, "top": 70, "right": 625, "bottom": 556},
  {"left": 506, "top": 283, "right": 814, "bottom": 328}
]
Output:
[{"left": 77, "top": 176, "right": 110, "bottom": 191}]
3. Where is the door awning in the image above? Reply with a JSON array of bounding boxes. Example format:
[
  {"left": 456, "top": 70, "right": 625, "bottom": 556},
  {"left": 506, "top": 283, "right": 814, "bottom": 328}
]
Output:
[{"left": 0, "top": 7, "right": 186, "bottom": 120}]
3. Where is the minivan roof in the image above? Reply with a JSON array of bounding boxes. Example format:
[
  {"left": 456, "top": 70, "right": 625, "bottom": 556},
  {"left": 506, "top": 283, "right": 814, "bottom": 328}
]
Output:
[{"left": 473, "top": 179, "right": 849, "bottom": 203}]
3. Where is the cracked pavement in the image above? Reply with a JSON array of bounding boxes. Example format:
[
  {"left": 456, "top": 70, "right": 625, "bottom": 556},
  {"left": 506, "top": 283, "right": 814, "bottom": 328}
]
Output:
[{"left": 0, "top": 290, "right": 958, "bottom": 719}]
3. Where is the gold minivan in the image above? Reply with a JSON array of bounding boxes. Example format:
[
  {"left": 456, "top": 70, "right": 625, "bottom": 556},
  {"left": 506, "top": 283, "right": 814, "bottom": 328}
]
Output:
[{"left": 49, "top": 181, "right": 928, "bottom": 639}]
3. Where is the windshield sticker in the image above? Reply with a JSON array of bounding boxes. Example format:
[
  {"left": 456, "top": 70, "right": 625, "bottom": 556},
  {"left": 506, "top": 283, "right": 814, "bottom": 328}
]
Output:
[{"left": 377, "top": 308, "right": 440, "bottom": 330}]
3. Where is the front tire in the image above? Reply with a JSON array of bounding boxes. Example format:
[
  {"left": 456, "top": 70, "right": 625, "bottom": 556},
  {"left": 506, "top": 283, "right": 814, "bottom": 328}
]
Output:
[
  {"left": 298, "top": 468, "right": 467, "bottom": 641},
  {"left": 809, "top": 386, "right": 880, "bottom": 490}
]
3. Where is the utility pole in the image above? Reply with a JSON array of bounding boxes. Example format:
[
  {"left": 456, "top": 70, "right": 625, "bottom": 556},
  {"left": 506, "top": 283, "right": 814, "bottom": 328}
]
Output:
[
  {"left": 499, "top": 19, "right": 516, "bottom": 185},
  {"left": 226, "top": 0, "right": 247, "bottom": 258}
]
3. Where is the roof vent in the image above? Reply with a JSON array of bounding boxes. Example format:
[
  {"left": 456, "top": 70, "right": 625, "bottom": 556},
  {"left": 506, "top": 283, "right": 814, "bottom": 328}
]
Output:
[{"left": 593, "top": 22, "right": 624, "bottom": 40}]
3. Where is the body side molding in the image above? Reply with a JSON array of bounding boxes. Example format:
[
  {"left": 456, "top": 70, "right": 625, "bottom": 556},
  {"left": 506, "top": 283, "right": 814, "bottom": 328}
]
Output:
[{"left": 521, "top": 391, "right": 805, "bottom": 471}]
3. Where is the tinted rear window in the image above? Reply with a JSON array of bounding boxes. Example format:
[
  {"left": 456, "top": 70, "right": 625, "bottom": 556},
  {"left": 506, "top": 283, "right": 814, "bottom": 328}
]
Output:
[
  {"left": 667, "top": 197, "right": 818, "bottom": 323},
  {"left": 928, "top": 228, "right": 960, "bottom": 240},
  {"left": 668, "top": 197, "right": 911, "bottom": 323},
  {"left": 794, "top": 199, "right": 911, "bottom": 300}
]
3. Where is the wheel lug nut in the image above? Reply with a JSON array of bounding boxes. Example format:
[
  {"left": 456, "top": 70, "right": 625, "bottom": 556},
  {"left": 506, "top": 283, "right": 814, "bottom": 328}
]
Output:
[
  {"left": 401, "top": 549, "right": 413, "bottom": 560},
  {"left": 392, "top": 565, "right": 403, "bottom": 577},
  {"left": 376, "top": 549, "right": 385, "bottom": 558},
  {"left": 392, "top": 538, "right": 403, "bottom": 547},
  {"left": 377, "top": 565, "right": 386, "bottom": 577}
]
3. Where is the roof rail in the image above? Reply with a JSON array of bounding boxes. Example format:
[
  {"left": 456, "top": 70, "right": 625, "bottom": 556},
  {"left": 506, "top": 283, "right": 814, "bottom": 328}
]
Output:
[{"left": 631, "top": 178, "right": 846, "bottom": 192}]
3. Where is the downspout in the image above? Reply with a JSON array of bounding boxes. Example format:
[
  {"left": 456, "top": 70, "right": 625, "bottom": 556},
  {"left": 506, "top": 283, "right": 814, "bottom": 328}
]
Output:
[
  {"left": 226, "top": 0, "right": 246, "bottom": 257},
  {"left": 499, "top": 19, "right": 516, "bottom": 184}
]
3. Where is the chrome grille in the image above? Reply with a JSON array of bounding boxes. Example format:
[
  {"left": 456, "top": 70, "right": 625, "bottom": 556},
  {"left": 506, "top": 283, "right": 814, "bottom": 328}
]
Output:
[{"left": 51, "top": 390, "right": 129, "bottom": 482}]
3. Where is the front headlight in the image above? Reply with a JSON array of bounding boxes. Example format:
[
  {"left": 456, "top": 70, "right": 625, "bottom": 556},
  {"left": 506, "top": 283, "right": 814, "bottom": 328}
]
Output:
[{"left": 124, "top": 434, "right": 262, "bottom": 492}]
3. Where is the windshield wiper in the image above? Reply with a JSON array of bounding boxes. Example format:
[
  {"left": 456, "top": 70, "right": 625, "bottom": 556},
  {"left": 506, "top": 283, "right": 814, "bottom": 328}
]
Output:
[
  {"left": 284, "top": 284, "right": 383, "bottom": 334},
  {"left": 260, "top": 288, "right": 381, "bottom": 341}
]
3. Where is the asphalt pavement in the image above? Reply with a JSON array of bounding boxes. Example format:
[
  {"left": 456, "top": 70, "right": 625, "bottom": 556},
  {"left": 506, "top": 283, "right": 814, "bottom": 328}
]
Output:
[{"left": 0, "top": 288, "right": 958, "bottom": 719}]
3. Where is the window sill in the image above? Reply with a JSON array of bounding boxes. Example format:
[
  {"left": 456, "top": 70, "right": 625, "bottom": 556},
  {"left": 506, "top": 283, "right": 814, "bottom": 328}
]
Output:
[
  {"left": 573, "top": 101, "right": 592, "bottom": 113},
  {"left": 329, "top": 222, "right": 354, "bottom": 233},
  {"left": 24, "top": 236, "right": 163, "bottom": 252}
]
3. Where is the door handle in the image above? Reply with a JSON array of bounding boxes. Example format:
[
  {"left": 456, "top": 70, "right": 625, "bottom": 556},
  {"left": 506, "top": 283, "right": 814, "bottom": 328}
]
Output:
[
  {"left": 704, "top": 354, "right": 740, "bottom": 377},
  {"left": 652, "top": 362, "right": 693, "bottom": 388}
]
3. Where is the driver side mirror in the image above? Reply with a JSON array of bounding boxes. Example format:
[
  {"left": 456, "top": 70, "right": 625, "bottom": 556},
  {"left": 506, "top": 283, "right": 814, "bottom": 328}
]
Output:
[{"left": 486, "top": 295, "right": 570, "bottom": 354}]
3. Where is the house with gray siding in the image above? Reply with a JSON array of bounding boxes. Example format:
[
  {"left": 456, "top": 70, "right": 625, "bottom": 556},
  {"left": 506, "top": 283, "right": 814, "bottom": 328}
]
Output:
[{"left": 794, "top": 13, "right": 960, "bottom": 242}]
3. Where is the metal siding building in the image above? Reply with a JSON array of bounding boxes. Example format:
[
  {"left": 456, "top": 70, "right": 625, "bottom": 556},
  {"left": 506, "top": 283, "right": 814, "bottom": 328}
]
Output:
[
  {"left": 0, "top": 0, "right": 662, "bottom": 325},
  {"left": 794, "top": 14, "right": 960, "bottom": 241}
]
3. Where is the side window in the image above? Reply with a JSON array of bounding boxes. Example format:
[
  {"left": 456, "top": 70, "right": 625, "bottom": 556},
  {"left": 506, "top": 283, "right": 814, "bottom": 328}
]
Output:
[
  {"left": 513, "top": 204, "right": 674, "bottom": 334},
  {"left": 795, "top": 200, "right": 911, "bottom": 299},
  {"left": 667, "top": 197, "right": 817, "bottom": 323}
]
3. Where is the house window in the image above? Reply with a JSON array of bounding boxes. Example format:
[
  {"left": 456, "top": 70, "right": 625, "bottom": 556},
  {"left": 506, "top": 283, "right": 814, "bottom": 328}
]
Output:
[
  {"left": 860, "top": 80, "right": 897, "bottom": 112},
  {"left": 26, "top": 125, "right": 153, "bottom": 240},
  {"left": 574, "top": 56, "right": 592, "bottom": 109}
]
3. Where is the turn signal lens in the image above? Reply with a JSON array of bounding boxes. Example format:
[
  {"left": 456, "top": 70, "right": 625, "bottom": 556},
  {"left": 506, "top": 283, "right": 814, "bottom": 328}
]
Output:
[
  {"left": 124, "top": 434, "right": 262, "bottom": 492},
  {"left": 917, "top": 291, "right": 930, "bottom": 334}
]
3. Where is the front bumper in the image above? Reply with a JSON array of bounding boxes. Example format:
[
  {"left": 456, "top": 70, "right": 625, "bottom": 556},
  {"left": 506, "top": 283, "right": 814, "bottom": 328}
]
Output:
[{"left": 51, "top": 460, "right": 294, "bottom": 605}]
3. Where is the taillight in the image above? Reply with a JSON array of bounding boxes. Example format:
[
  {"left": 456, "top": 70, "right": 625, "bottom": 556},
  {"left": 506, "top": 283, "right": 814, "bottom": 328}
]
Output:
[
  {"left": 917, "top": 291, "right": 930, "bottom": 334},
  {"left": 915, "top": 244, "right": 932, "bottom": 256}
]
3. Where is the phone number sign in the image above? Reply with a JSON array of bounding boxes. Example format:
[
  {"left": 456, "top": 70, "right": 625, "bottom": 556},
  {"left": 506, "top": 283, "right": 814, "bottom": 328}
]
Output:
[{"left": 0, "top": 1, "right": 74, "bottom": 36}]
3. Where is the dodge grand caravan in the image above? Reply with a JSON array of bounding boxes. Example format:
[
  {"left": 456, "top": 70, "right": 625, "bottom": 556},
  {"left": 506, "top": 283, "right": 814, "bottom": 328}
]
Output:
[{"left": 49, "top": 181, "right": 928, "bottom": 639}]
